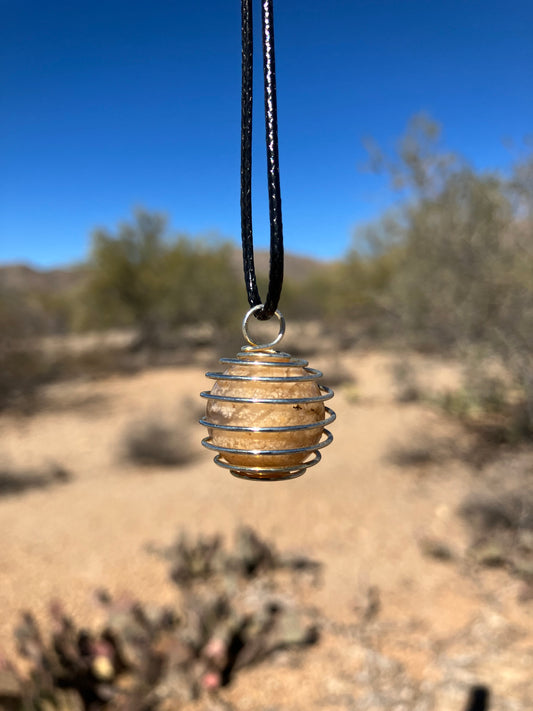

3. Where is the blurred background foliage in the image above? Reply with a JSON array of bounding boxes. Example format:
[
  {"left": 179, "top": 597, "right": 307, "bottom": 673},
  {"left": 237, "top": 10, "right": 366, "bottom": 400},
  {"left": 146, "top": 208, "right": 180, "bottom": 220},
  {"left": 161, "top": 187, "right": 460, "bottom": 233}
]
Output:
[
  {"left": 78, "top": 211, "right": 244, "bottom": 346},
  {"left": 1, "top": 114, "right": 532, "bottom": 426}
]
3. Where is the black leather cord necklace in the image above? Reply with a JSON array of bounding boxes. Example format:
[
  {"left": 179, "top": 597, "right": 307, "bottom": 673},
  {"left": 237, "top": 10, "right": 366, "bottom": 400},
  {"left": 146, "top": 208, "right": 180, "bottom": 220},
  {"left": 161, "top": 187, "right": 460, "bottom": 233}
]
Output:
[{"left": 240, "top": 0, "right": 284, "bottom": 321}]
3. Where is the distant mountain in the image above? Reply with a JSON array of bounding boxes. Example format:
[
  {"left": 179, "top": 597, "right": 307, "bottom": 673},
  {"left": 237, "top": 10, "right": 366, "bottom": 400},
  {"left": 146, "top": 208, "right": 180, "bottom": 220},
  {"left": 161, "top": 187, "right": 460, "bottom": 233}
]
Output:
[
  {"left": 229, "top": 248, "right": 326, "bottom": 283},
  {"left": 0, "top": 263, "right": 86, "bottom": 293},
  {"left": 0, "top": 249, "right": 326, "bottom": 295}
]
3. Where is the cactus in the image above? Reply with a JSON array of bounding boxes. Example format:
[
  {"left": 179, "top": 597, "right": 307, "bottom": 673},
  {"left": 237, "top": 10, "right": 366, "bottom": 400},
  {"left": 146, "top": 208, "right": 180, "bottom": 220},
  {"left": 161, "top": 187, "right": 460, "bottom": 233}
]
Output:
[{"left": 1, "top": 528, "right": 320, "bottom": 710}]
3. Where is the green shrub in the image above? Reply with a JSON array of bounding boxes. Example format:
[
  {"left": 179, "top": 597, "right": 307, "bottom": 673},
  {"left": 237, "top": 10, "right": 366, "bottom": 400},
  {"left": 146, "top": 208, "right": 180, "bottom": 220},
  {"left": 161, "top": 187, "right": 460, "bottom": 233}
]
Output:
[
  {"left": 79, "top": 208, "right": 243, "bottom": 347},
  {"left": 0, "top": 289, "right": 51, "bottom": 411},
  {"left": 361, "top": 114, "right": 533, "bottom": 432}
]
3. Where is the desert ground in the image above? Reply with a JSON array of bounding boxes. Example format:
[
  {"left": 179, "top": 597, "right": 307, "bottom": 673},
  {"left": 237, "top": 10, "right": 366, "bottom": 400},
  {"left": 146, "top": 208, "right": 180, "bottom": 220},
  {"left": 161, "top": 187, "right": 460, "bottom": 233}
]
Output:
[{"left": 1, "top": 345, "right": 531, "bottom": 710}]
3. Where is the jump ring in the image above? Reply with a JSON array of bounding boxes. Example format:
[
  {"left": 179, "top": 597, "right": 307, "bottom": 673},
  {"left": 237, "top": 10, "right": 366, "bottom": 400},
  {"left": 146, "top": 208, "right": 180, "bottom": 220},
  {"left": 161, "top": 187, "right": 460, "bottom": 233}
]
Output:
[{"left": 242, "top": 305, "right": 285, "bottom": 349}]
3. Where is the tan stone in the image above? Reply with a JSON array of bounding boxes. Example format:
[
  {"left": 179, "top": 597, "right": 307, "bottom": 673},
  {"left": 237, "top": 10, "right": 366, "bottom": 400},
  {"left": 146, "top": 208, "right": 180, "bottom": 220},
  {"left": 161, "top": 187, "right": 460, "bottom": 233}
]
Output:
[{"left": 206, "top": 352, "right": 325, "bottom": 477}]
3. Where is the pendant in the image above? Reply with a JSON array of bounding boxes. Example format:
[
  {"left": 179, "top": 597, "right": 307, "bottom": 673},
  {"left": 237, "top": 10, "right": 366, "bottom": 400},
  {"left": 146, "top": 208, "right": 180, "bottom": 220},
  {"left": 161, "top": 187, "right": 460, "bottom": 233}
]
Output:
[{"left": 200, "top": 305, "right": 335, "bottom": 481}]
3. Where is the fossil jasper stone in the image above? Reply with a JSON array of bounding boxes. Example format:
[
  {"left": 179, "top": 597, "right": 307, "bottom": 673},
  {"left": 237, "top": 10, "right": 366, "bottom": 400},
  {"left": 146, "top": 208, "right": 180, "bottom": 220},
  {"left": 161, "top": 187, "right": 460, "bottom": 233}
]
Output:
[{"left": 206, "top": 352, "right": 325, "bottom": 476}]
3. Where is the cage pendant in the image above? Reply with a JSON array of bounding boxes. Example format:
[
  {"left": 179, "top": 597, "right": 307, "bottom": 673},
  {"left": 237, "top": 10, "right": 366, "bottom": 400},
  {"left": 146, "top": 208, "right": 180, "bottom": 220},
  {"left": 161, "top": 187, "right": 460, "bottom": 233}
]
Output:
[{"left": 200, "top": 306, "right": 335, "bottom": 481}]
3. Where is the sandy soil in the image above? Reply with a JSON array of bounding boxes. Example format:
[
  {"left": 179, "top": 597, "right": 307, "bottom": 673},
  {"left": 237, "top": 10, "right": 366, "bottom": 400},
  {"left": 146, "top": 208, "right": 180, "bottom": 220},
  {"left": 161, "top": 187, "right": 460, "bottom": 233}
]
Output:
[{"left": 0, "top": 349, "right": 531, "bottom": 710}]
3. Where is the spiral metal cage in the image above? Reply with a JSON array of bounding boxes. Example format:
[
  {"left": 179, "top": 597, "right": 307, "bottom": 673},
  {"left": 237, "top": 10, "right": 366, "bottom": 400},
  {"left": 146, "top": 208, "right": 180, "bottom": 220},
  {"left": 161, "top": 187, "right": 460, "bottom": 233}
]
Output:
[{"left": 200, "top": 347, "right": 335, "bottom": 481}]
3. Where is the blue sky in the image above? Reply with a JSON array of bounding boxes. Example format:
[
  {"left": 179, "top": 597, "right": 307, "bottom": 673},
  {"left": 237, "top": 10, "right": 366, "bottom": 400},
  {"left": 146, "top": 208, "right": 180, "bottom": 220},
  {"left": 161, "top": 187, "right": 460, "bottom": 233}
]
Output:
[{"left": 1, "top": 0, "right": 532, "bottom": 267}]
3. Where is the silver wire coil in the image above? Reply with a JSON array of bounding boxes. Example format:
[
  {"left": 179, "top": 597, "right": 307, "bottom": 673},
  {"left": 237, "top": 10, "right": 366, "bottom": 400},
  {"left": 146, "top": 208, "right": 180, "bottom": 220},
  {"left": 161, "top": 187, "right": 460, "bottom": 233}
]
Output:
[{"left": 200, "top": 348, "right": 335, "bottom": 481}]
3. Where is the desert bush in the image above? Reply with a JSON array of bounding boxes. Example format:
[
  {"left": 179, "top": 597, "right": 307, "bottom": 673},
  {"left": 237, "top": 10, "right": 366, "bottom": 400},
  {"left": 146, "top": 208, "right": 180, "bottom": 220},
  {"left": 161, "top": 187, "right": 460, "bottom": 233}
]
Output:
[
  {"left": 54, "top": 346, "right": 141, "bottom": 380},
  {"left": 385, "top": 429, "right": 459, "bottom": 469},
  {"left": 0, "top": 288, "right": 53, "bottom": 411},
  {"left": 390, "top": 360, "right": 421, "bottom": 403},
  {"left": 0, "top": 345, "right": 46, "bottom": 412},
  {"left": 389, "top": 169, "right": 515, "bottom": 347},
  {"left": 122, "top": 415, "right": 194, "bottom": 468},
  {"left": 435, "top": 374, "right": 507, "bottom": 423},
  {"left": 0, "top": 463, "right": 71, "bottom": 497},
  {"left": 80, "top": 209, "right": 173, "bottom": 340},
  {"left": 385, "top": 433, "right": 455, "bottom": 469},
  {"left": 161, "top": 237, "right": 243, "bottom": 331},
  {"left": 458, "top": 449, "right": 533, "bottom": 579},
  {"left": 461, "top": 491, "right": 533, "bottom": 535},
  {"left": 79, "top": 209, "right": 243, "bottom": 350},
  {"left": 361, "top": 114, "right": 533, "bottom": 432},
  {"left": 460, "top": 489, "right": 533, "bottom": 579},
  {"left": 418, "top": 536, "right": 454, "bottom": 562},
  {"left": 302, "top": 241, "right": 401, "bottom": 329},
  {"left": 386, "top": 442, "right": 437, "bottom": 468},
  {"left": 150, "top": 526, "right": 321, "bottom": 587},
  {"left": 434, "top": 361, "right": 530, "bottom": 444}
]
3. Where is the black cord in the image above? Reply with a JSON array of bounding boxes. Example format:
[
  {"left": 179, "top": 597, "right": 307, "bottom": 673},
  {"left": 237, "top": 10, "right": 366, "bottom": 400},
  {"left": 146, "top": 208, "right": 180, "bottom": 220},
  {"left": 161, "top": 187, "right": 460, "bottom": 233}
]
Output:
[{"left": 241, "top": 0, "right": 284, "bottom": 321}]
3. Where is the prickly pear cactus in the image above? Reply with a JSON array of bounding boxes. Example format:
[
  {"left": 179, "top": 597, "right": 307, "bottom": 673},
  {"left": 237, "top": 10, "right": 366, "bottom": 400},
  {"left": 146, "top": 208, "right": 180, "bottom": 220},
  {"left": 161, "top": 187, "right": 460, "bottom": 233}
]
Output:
[{"left": 1, "top": 528, "right": 320, "bottom": 710}]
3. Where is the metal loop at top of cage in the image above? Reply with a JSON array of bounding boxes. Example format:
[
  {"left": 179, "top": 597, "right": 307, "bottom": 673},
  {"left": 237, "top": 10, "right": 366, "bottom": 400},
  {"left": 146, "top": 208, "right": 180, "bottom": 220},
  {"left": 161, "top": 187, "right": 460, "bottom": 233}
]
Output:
[{"left": 241, "top": 305, "right": 285, "bottom": 349}]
